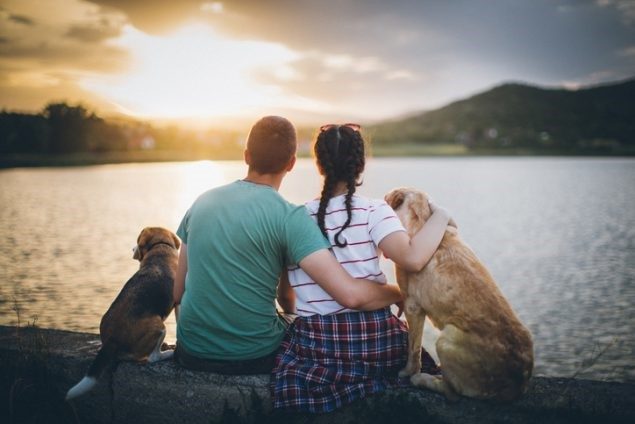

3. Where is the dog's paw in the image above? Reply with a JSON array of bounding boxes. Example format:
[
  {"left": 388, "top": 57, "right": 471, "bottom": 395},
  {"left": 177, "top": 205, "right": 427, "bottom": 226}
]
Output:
[
  {"left": 411, "top": 373, "right": 460, "bottom": 402},
  {"left": 148, "top": 348, "right": 174, "bottom": 363},
  {"left": 398, "top": 367, "right": 417, "bottom": 378},
  {"left": 159, "top": 349, "right": 175, "bottom": 360},
  {"left": 410, "top": 372, "right": 436, "bottom": 387}
]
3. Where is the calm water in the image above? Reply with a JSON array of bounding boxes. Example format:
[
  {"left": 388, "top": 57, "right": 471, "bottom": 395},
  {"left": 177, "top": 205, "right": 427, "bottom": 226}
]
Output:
[{"left": 1, "top": 157, "right": 634, "bottom": 382}]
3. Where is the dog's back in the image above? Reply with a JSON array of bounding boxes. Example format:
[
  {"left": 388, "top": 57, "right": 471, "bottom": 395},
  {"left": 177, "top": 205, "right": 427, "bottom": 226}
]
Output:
[
  {"left": 100, "top": 251, "right": 176, "bottom": 345},
  {"left": 419, "top": 229, "right": 534, "bottom": 399},
  {"left": 66, "top": 227, "right": 179, "bottom": 401},
  {"left": 387, "top": 187, "right": 533, "bottom": 401}
]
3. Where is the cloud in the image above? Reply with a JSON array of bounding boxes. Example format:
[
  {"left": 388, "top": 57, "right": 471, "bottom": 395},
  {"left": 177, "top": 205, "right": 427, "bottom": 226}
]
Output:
[
  {"left": 85, "top": 0, "right": 203, "bottom": 34},
  {"left": 0, "top": 5, "right": 35, "bottom": 25},
  {"left": 65, "top": 20, "right": 123, "bottom": 43},
  {"left": 596, "top": 0, "right": 635, "bottom": 25},
  {"left": 1, "top": 0, "right": 633, "bottom": 121},
  {"left": 0, "top": 0, "right": 130, "bottom": 112},
  {"left": 8, "top": 14, "right": 35, "bottom": 25},
  {"left": 619, "top": 45, "right": 635, "bottom": 58}
]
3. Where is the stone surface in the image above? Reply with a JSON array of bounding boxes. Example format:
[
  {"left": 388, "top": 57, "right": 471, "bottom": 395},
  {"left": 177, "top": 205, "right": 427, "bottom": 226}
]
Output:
[{"left": 1, "top": 325, "right": 634, "bottom": 423}]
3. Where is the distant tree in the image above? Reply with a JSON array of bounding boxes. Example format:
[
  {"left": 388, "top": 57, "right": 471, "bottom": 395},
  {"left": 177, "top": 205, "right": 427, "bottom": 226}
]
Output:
[
  {"left": 0, "top": 112, "right": 49, "bottom": 154},
  {"left": 43, "top": 103, "right": 93, "bottom": 153}
]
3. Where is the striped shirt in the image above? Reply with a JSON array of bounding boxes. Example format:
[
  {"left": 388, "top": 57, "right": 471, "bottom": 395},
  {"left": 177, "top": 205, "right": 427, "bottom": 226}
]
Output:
[{"left": 289, "top": 194, "right": 405, "bottom": 316}]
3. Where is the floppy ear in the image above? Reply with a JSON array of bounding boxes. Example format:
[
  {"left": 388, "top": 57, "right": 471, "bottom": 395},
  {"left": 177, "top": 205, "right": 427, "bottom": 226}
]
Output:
[
  {"left": 385, "top": 188, "right": 405, "bottom": 210},
  {"left": 134, "top": 227, "right": 150, "bottom": 261},
  {"left": 411, "top": 191, "right": 432, "bottom": 224},
  {"left": 133, "top": 245, "right": 141, "bottom": 261}
]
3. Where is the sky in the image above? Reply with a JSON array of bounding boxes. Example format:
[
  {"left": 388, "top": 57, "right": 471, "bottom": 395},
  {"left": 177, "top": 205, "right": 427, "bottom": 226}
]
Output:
[{"left": 0, "top": 0, "right": 634, "bottom": 127}]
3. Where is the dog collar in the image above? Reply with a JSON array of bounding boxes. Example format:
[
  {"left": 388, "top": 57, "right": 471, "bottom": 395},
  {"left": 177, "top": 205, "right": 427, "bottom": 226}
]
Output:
[{"left": 146, "top": 241, "right": 175, "bottom": 251}]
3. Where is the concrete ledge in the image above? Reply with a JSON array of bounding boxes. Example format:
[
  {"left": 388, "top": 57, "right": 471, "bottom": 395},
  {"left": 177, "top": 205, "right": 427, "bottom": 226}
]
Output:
[{"left": 1, "top": 325, "right": 634, "bottom": 423}]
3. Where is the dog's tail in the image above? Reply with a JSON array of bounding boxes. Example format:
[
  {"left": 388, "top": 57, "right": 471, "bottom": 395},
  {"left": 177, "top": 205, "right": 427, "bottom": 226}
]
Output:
[{"left": 65, "top": 341, "right": 117, "bottom": 401}]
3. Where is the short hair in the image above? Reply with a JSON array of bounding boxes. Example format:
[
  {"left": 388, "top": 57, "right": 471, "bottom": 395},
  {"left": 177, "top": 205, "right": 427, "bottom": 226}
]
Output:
[{"left": 246, "top": 116, "right": 297, "bottom": 174}]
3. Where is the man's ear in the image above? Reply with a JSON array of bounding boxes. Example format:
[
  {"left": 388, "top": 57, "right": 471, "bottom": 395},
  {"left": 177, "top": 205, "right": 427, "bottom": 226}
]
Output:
[
  {"left": 244, "top": 149, "right": 252, "bottom": 166},
  {"left": 285, "top": 155, "right": 296, "bottom": 172},
  {"left": 172, "top": 233, "right": 181, "bottom": 250}
]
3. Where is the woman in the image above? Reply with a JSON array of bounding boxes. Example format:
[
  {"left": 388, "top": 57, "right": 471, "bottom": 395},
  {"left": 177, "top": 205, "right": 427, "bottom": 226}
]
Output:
[{"left": 271, "top": 123, "right": 451, "bottom": 413}]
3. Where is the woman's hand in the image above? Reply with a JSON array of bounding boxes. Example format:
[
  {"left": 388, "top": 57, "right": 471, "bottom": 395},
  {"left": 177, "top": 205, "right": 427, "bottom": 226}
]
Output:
[{"left": 429, "top": 198, "right": 457, "bottom": 228}]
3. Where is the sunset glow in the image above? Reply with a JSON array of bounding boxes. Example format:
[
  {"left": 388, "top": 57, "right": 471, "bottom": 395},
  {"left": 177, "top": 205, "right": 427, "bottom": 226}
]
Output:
[
  {"left": 0, "top": 0, "right": 632, "bottom": 125},
  {"left": 81, "top": 24, "right": 326, "bottom": 120}
]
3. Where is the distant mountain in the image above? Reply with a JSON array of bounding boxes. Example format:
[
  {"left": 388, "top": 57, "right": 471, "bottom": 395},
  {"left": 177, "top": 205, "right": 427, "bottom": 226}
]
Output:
[{"left": 369, "top": 78, "right": 635, "bottom": 154}]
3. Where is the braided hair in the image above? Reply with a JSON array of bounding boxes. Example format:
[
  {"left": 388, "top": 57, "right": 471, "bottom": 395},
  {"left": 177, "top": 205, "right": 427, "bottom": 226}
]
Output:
[{"left": 314, "top": 125, "right": 366, "bottom": 247}]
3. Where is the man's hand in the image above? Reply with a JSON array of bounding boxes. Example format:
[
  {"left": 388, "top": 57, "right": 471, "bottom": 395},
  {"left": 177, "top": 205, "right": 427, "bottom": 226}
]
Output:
[{"left": 395, "top": 299, "right": 405, "bottom": 318}]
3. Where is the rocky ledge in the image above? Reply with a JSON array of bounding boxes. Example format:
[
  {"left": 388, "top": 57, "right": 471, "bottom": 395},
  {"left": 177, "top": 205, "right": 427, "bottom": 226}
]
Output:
[{"left": 1, "top": 325, "right": 633, "bottom": 424}]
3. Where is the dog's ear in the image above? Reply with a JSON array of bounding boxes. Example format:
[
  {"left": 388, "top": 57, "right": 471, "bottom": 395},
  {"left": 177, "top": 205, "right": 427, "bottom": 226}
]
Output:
[
  {"left": 133, "top": 245, "right": 141, "bottom": 261},
  {"left": 134, "top": 227, "right": 151, "bottom": 261},
  {"left": 411, "top": 191, "right": 432, "bottom": 224},
  {"left": 385, "top": 188, "right": 405, "bottom": 210}
]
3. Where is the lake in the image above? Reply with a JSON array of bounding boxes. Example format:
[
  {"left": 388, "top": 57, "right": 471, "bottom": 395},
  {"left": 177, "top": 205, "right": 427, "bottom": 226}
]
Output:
[{"left": 0, "top": 157, "right": 633, "bottom": 383}]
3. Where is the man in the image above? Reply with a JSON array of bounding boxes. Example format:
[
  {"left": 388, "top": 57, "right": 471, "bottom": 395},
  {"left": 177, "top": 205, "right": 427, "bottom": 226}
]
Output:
[{"left": 173, "top": 116, "right": 401, "bottom": 374}]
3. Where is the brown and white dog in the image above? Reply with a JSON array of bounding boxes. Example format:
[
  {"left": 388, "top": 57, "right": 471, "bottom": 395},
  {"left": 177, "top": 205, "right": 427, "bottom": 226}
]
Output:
[
  {"left": 385, "top": 188, "right": 534, "bottom": 401},
  {"left": 66, "top": 227, "right": 180, "bottom": 401}
]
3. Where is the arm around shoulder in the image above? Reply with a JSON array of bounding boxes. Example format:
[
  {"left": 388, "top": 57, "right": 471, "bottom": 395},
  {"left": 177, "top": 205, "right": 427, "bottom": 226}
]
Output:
[
  {"left": 380, "top": 207, "right": 450, "bottom": 272},
  {"left": 298, "top": 249, "right": 402, "bottom": 311}
]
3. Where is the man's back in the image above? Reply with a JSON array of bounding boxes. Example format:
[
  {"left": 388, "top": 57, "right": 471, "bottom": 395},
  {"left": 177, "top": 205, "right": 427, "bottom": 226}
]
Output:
[{"left": 176, "top": 180, "right": 327, "bottom": 360}]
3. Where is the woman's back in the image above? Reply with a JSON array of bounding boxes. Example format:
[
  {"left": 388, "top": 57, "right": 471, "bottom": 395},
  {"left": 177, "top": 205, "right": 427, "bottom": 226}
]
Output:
[{"left": 289, "top": 194, "right": 405, "bottom": 316}]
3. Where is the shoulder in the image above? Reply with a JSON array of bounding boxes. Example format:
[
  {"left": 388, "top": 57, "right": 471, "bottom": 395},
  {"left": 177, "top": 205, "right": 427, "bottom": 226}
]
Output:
[
  {"left": 359, "top": 196, "right": 393, "bottom": 214},
  {"left": 303, "top": 198, "right": 320, "bottom": 214}
]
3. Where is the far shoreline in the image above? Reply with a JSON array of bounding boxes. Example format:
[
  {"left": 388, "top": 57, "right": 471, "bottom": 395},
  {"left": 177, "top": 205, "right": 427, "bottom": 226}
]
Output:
[{"left": 1, "top": 146, "right": 634, "bottom": 169}]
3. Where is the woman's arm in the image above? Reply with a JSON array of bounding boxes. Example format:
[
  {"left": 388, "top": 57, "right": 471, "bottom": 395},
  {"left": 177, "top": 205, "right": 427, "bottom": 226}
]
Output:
[
  {"left": 173, "top": 242, "right": 188, "bottom": 321},
  {"left": 277, "top": 271, "right": 296, "bottom": 313},
  {"left": 298, "top": 249, "right": 402, "bottom": 310},
  {"left": 379, "top": 206, "right": 450, "bottom": 272}
]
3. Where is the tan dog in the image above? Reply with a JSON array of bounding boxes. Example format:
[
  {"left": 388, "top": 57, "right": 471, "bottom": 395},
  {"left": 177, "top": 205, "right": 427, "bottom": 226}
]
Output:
[
  {"left": 66, "top": 227, "right": 180, "bottom": 400},
  {"left": 385, "top": 188, "right": 534, "bottom": 401}
]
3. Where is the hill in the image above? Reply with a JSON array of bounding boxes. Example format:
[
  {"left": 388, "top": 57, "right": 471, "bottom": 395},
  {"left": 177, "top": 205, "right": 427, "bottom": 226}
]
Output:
[{"left": 369, "top": 78, "right": 635, "bottom": 154}]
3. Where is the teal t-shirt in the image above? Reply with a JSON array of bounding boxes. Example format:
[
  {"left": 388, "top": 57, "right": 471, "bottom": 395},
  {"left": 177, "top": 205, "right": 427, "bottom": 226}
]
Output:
[{"left": 176, "top": 180, "right": 329, "bottom": 360}]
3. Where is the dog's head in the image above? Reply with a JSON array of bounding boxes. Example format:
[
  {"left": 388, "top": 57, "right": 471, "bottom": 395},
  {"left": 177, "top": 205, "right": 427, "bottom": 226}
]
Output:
[
  {"left": 133, "top": 227, "right": 181, "bottom": 261},
  {"left": 385, "top": 187, "right": 432, "bottom": 236}
]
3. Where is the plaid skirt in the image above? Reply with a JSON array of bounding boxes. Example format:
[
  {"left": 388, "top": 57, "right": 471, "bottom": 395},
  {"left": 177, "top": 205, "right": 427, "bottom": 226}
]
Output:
[{"left": 270, "top": 308, "right": 408, "bottom": 413}]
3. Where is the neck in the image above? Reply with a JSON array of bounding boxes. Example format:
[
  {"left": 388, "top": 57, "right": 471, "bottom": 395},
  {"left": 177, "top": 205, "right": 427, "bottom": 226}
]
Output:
[
  {"left": 331, "top": 181, "right": 348, "bottom": 196},
  {"left": 243, "top": 170, "right": 285, "bottom": 191}
]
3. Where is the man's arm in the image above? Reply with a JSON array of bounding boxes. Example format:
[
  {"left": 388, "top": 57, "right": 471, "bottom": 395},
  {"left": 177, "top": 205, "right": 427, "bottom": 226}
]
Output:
[
  {"left": 173, "top": 242, "right": 188, "bottom": 321},
  {"left": 298, "top": 249, "right": 402, "bottom": 310},
  {"left": 277, "top": 271, "right": 296, "bottom": 313}
]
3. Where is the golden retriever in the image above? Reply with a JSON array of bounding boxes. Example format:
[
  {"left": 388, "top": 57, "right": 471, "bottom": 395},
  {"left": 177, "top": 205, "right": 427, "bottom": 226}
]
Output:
[
  {"left": 385, "top": 188, "right": 533, "bottom": 401},
  {"left": 66, "top": 227, "right": 180, "bottom": 400}
]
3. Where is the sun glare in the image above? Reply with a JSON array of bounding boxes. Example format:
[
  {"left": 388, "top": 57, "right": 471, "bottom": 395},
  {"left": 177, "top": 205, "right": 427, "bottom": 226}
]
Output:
[{"left": 81, "top": 24, "right": 320, "bottom": 121}]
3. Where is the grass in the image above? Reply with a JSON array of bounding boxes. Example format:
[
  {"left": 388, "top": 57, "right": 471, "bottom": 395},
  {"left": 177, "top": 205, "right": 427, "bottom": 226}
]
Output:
[
  {"left": 1, "top": 298, "right": 78, "bottom": 424},
  {"left": 368, "top": 143, "right": 470, "bottom": 157}
]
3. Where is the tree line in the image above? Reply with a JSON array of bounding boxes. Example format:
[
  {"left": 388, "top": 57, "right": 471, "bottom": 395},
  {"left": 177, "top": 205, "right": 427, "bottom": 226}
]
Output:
[{"left": 0, "top": 103, "right": 244, "bottom": 158}]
